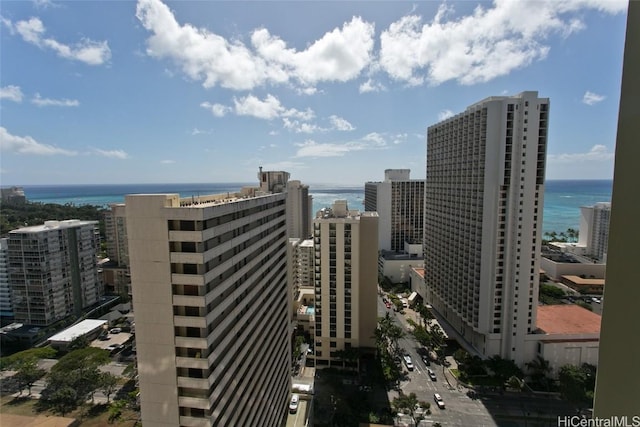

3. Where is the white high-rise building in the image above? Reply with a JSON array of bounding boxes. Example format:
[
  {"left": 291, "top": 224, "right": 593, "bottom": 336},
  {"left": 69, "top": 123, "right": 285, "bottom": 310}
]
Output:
[
  {"left": 0, "top": 238, "right": 12, "bottom": 320},
  {"left": 8, "top": 220, "right": 102, "bottom": 326},
  {"left": 365, "top": 169, "right": 425, "bottom": 252},
  {"left": 579, "top": 202, "right": 611, "bottom": 262},
  {"left": 126, "top": 180, "right": 290, "bottom": 426},
  {"left": 312, "top": 200, "right": 378, "bottom": 367},
  {"left": 424, "top": 91, "right": 549, "bottom": 365}
]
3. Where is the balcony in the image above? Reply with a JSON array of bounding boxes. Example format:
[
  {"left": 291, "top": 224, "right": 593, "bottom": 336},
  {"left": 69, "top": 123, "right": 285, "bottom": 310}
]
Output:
[
  {"left": 177, "top": 376, "right": 210, "bottom": 389},
  {"left": 174, "top": 316, "right": 207, "bottom": 329},
  {"left": 178, "top": 396, "right": 210, "bottom": 410},
  {"left": 179, "top": 416, "right": 211, "bottom": 427},
  {"left": 176, "top": 356, "right": 209, "bottom": 370}
]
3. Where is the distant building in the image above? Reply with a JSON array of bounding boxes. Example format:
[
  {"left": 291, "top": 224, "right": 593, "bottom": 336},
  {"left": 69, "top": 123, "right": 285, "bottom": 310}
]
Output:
[
  {"left": 540, "top": 248, "right": 606, "bottom": 282},
  {"left": 378, "top": 242, "right": 423, "bottom": 284},
  {"left": 126, "top": 172, "right": 290, "bottom": 426},
  {"left": 1, "top": 186, "right": 26, "bottom": 205},
  {"left": 0, "top": 238, "right": 13, "bottom": 322},
  {"left": 424, "top": 91, "right": 549, "bottom": 366},
  {"left": 286, "top": 180, "right": 312, "bottom": 240},
  {"left": 102, "top": 203, "right": 131, "bottom": 295},
  {"left": 8, "top": 220, "right": 102, "bottom": 326},
  {"left": 312, "top": 200, "right": 378, "bottom": 368},
  {"left": 551, "top": 202, "right": 611, "bottom": 263},
  {"left": 365, "top": 169, "right": 424, "bottom": 252}
]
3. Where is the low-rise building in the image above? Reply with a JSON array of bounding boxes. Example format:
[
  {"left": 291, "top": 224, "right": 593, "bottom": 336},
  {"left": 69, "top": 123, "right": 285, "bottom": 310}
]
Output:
[
  {"left": 528, "top": 305, "right": 601, "bottom": 374},
  {"left": 47, "top": 319, "right": 108, "bottom": 350},
  {"left": 540, "top": 249, "right": 606, "bottom": 282},
  {"left": 560, "top": 275, "right": 605, "bottom": 295}
]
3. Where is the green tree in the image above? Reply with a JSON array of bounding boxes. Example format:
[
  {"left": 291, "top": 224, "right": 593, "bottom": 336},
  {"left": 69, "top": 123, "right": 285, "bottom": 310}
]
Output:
[
  {"left": 47, "top": 386, "right": 78, "bottom": 416},
  {"left": 415, "top": 303, "right": 434, "bottom": 327},
  {"left": 0, "top": 346, "right": 56, "bottom": 371},
  {"left": 526, "top": 355, "right": 553, "bottom": 391},
  {"left": 391, "top": 392, "right": 420, "bottom": 424},
  {"left": 67, "top": 335, "right": 89, "bottom": 351},
  {"left": 14, "top": 358, "right": 46, "bottom": 396},
  {"left": 41, "top": 347, "right": 111, "bottom": 411},
  {"left": 487, "top": 355, "right": 524, "bottom": 386},
  {"left": 99, "top": 372, "right": 119, "bottom": 403}
]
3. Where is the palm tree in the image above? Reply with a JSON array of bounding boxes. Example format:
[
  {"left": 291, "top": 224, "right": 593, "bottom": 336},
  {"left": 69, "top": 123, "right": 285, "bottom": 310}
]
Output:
[{"left": 525, "top": 355, "right": 552, "bottom": 391}]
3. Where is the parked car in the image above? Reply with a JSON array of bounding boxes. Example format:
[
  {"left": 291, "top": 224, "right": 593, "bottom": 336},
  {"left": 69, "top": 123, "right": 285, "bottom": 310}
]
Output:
[
  {"left": 289, "top": 394, "right": 299, "bottom": 413},
  {"left": 434, "top": 393, "right": 445, "bottom": 409},
  {"left": 403, "top": 355, "right": 414, "bottom": 371},
  {"left": 110, "top": 328, "right": 122, "bottom": 334}
]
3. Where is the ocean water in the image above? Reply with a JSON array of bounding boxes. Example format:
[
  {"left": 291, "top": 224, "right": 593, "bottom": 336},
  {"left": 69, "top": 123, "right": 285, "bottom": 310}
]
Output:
[{"left": 20, "top": 180, "right": 612, "bottom": 235}]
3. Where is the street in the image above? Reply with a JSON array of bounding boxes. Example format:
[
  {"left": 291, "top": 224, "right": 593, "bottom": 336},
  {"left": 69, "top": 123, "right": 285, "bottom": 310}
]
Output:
[{"left": 378, "top": 293, "right": 577, "bottom": 427}]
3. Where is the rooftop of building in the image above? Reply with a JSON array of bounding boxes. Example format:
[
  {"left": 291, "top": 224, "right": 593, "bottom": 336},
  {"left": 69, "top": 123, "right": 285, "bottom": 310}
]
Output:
[
  {"left": 542, "top": 246, "right": 604, "bottom": 265},
  {"left": 379, "top": 250, "right": 423, "bottom": 261},
  {"left": 561, "top": 275, "right": 605, "bottom": 285},
  {"left": 536, "top": 305, "right": 601, "bottom": 335},
  {"left": 298, "top": 239, "right": 314, "bottom": 248},
  {"left": 412, "top": 267, "right": 425, "bottom": 278},
  {"left": 48, "top": 319, "right": 108, "bottom": 343},
  {"left": 10, "top": 219, "right": 98, "bottom": 233}
]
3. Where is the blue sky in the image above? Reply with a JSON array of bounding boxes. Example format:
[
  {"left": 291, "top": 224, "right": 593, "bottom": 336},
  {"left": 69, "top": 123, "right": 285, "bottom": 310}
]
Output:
[{"left": 0, "top": 0, "right": 628, "bottom": 186}]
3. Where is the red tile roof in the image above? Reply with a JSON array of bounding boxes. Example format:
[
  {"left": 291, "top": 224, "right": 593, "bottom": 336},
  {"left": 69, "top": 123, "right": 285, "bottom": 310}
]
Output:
[{"left": 536, "top": 305, "right": 601, "bottom": 335}]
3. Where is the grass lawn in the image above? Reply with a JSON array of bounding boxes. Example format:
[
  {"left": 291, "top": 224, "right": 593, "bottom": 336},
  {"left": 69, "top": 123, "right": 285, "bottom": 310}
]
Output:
[{"left": 0, "top": 394, "right": 140, "bottom": 426}]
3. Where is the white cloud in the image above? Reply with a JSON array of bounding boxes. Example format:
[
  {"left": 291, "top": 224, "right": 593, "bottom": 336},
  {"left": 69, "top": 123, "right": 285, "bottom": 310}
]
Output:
[
  {"left": 32, "top": 93, "right": 79, "bottom": 107},
  {"left": 379, "top": 1, "right": 626, "bottom": 86},
  {"left": 5, "top": 17, "right": 110, "bottom": 65},
  {"left": 294, "top": 133, "right": 388, "bottom": 158},
  {"left": 260, "top": 160, "right": 306, "bottom": 170},
  {"left": 0, "top": 127, "right": 77, "bottom": 156},
  {"left": 329, "top": 115, "right": 355, "bottom": 131},
  {"left": 136, "top": 0, "right": 374, "bottom": 91},
  {"left": 191, "top": 128, "right": 213, "bottom": 135},
  {"left": 583, "top": 91, "right": 606, "bottom": 106},
  {"left": 200, "top": 102, "right": 231, "bottom": 117},
  {"left": 160, "top": 159, "right": 176, "bottom": 164},
  {"left": 547, "top": 144, "right": 614, "bottom": 163},
  {"left": 438, "top": 109, "right": 454, "bottom": 121},
  {"left": 231, "top": 94, "right": 314, "bottom": 121},
  {"left": 33, "top": 0, "right": 61, "bottom": 9},
  {"left": 233, "top": 94, "right": 286, "bottom": 120},
  {"left": 94, "top": 149, "right": 129, "bottom": 159},
  {"left": 283, "top": 118, "right": 320, "bottom": 134},
  {"left": 0, "top": 85, "right": 24, "bottom": 102},
  {"left": 359, "top": 78, "right": 386, "bottom": 93}
]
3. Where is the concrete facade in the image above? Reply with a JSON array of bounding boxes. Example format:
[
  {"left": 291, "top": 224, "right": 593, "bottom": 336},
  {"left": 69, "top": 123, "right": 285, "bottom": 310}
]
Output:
[
  {"left": 0, "top": 238, "right": 12, "bottom": 320},
  {"left": 312, "top": 201, "right": 378, "bottom": 367},
  {"left": 8, "top": 220, "right": 101, "bottom": 326},
  {"left": 364, "top": 169, "right": 424, "bottom": 252},
  {"left": 424, "top": 92, "right": 548, "bottom": 366},
  {"left": 126, "top": 188, "right": 290, "bottom": 426}
]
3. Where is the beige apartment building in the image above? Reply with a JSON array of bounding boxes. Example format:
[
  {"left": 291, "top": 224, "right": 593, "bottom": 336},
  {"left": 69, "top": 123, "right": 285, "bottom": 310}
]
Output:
[
  {"left": 126, "top": 187, "right": 290, "bottom": 426},
  {"left": 312, "top": 200, "right": 378, "bottom": 367}
]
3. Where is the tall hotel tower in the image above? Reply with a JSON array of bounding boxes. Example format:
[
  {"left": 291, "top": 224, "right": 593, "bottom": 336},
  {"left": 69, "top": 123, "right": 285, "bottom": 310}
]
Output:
[
  {"left": 126, "top": 175, "right": 290, "bottom": 426},
  {"left": 424, "top": 91, "right": 549, "bottom": 365},
  {"left": 313, "top": 201, "right": 378, "bottom": 367},
  {"left": 365, "top": 169, "right": 425, "bottom": 252}
]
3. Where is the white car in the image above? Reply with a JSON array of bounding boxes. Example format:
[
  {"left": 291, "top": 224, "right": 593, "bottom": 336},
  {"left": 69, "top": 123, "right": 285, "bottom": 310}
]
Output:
[
  {"left": 289, "top": 394, "right": 299, "bottom": 413},
  {"left": 403, "top": 355, "right": 414, "bottom": 371},
  {"left": 434, "top": 393, "right": 445, "bottom": 409}
]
